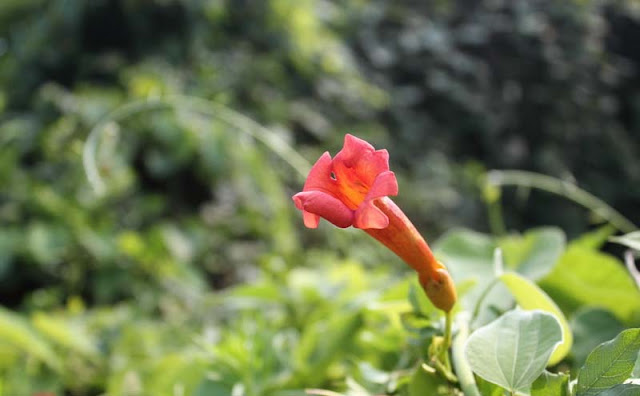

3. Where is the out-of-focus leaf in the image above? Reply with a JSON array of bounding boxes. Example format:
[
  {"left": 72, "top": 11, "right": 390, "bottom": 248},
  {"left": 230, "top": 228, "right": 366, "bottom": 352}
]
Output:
[
  {"left": 499, "top": 227, "right": 565, "bottom": 280},
  {"left": 31, "top": 312, "right": 98, "bottom": 358},
  {"left": 465, "top": 310, "right": 563, "bottom": 394},
  {"left": 407, "top": 367, "right": 453, "bottom": 396},
  {"left": 194, "top": 380, "right": 232, "bottom": 396},
  {"left": 577, "top": 328, "right": 640, "bottom": 396},
  {"left": 540, "top": 245, "right": 640, "bottom": 324},
  {"left": 0, "top": 308, "right": 61, "bottom": 371},
  {"left": 572, "top": 225, "right": 616, "bottom": 250},
  {"left": 571, "top": 308, "right": 625, "bottom": 367},
  {"left": 499, "top": 272, "right": 572, "bottom": 365},
  {"left": 435, "top": 229, "right": 496, "bottom": 305},
  {"left": 295, "top": 310, "right": 363, "bottom": 383},
  {"left": 531, "top": 371, "right": 569, "bottom": 396}
]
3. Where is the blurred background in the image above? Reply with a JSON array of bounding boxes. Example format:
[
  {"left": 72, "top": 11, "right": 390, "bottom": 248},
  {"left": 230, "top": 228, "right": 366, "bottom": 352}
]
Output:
[{"left": 1, "top": 0, "right": 639, "bottom": 395}]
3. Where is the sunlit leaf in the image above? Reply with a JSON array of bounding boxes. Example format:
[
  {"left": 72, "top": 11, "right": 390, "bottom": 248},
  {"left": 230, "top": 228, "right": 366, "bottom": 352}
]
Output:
[
  {"left": 499, "top": 272, "right": 572, "bottom": 365},
  {"left": 577, "top": 328, "right": 640, "bottom": 396},
  {"left": 465, "top": 310, "right": 563, "bottom": 394},
  {"left": 31, "top": 312, "right": 98, "bottom": 358},
  {"left": 0, "top": 308, "right": 61, "bottom": 371},
  {"left": 540, "top": 245, "right": 640, "bottom": 324}
]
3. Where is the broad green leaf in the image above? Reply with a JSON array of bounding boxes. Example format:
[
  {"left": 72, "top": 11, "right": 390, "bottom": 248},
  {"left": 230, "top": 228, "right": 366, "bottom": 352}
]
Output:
[
  {"left": 577, "top": 328, "right": 640, "bottom": 396},
  {"left": 572, "top": 308, "right": 625, "bottom": 367},
  {"left": 465, "top": 310, "right": 563, "bottom": 394},
  {"left": 531, "top": 371, "right": 569, "bottom": 396},
  {"left": 499, "top": 272, "right": 572, "bottom": 365},
  {"left": 499, "top": 227, "right": 565, "bottom": 280},
  {"left": 599, "top": 384, "right": 640, "bottom": 396},
  {"left": 539, "top": 245, "right": 640, "bottom": 324},
  {"left": 610, "top": 232, "right": 640, "bottom": 252}
]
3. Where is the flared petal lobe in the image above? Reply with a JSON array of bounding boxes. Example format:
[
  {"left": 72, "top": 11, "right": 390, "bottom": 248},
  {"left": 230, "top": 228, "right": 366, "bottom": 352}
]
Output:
[{"left": 292, "top": 191, "right": 353, "bottom": 228}]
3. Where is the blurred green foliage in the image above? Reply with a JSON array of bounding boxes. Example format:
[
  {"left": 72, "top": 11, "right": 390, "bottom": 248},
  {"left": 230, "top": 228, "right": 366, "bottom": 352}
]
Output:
[{"left": 1, "top": 0, "right": 640, "bottom": 395}]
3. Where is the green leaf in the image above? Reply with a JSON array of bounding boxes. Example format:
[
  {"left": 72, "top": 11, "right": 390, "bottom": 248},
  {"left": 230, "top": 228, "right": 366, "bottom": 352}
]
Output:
[
  {"left": 475, "top": 377, "right": 504, "bottom": 396},
  {"left": 531, "top": 371, "right": 569, "bottom": 396},
  {"left": 31, "top": 312, "right": 99, "bottom": 358},
  {"left": 598, "top": 384, "right": 640, "bottom": 396},
  {"left": 499, "top": 272, "right": 572, "bottom": 365},
  {"left": 539, "top": 246, "right": 640, "bottom": 324},
  {"left": 194, "top": 380, "right": 231, "bottom": 396},
  {"left": 407, "top": 367, "right": 453, "bottom": 396},
  {"left": 571, "top": 308, "right": 625, "bottom": 368},
  {"left": 294, "top": 311, "right": 363, "bottom": 382},
  {"left": 0, "top": 308, "right": 61, "bottom": 371},
  {"left": 464, "top": 310, "right": 563, "bottom": 394},
  {"left": 499, "top": 227, "right": 565, "bottom": 280},
  {"left": 577, "top": 328, "right": 640, "bottom": 396},
  {"left": 609, "top": 232, "right": 640, "bottom": 252},
  {"left": 573, "top": 225, "right": 616, "bottom": 250}
]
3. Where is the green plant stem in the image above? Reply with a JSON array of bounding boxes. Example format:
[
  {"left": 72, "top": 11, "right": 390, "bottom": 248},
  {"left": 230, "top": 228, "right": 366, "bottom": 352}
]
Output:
[
  {"left": 486, "top": 194, "right": 507, "bottom": 237},
  {"left": 438, "top": 310, "right": 454, "bottom": 375},
  {"left": 83, "top": 95, "right": 311, "bottom": 195},
  {"left": 451, "top": 313, "right": 481, "bottom": 396},
  {"left": 487, "top": 170, "right": 637, "bottom": 233}
]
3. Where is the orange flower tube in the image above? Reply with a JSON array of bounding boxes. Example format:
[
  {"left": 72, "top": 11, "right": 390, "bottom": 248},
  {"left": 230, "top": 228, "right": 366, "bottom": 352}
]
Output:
[{"left": 292, "top": 134, "right": 457, "bottom": 311}]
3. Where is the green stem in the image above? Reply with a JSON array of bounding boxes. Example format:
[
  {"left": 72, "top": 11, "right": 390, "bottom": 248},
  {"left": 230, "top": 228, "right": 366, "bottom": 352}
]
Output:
[
  {"left": 487, "top": 170, "right": 637, "bottom": 233},
  {"left": 439, "top": 310, "right": 454, "bottom": 373},
  {"left": 486, "top": 192, "right": 507, "bottom": 236},
  {"left": 83, "top": 95, "right": 311, "bottom": 195},
  {"left": 451, "top": 312, "right": 481, "bottom": 396}
]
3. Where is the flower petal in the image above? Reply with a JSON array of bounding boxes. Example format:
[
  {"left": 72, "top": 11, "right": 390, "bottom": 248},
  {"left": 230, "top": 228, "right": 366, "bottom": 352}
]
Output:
[
  {"left": 337, "top": 134, "right": 376, "bottom": 168},
  {"left": 302, "top": 211, "right": 320, "bottom": 228},
  {"left": 364, "top": 170, "right": 398, "bottom": 201},
  {"left": 353, "top": 199, "right": 389, "bottom": 229},
  {"left": 303, "top": 152, "right": 335, "bottom": 192},
  {"left": 292, "top": 191, "right": 354, "bottom": 228}
]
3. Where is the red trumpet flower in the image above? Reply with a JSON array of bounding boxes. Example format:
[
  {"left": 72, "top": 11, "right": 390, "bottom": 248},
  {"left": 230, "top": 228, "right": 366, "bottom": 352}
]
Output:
[{"left": 293, "top": 134, "right": 457, "bottom": 311}]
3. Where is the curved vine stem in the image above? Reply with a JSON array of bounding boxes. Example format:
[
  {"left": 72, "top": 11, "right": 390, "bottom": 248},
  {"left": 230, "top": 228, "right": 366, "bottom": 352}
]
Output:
[
  {"left": 83, "top": 95, "right": 311, "bottom": 195},
  {"left": 486, "top": 170, "right": 637, "bottom": 233},
  {"left": 451, "top": 312, "right": 481, "bottom": 396}
]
